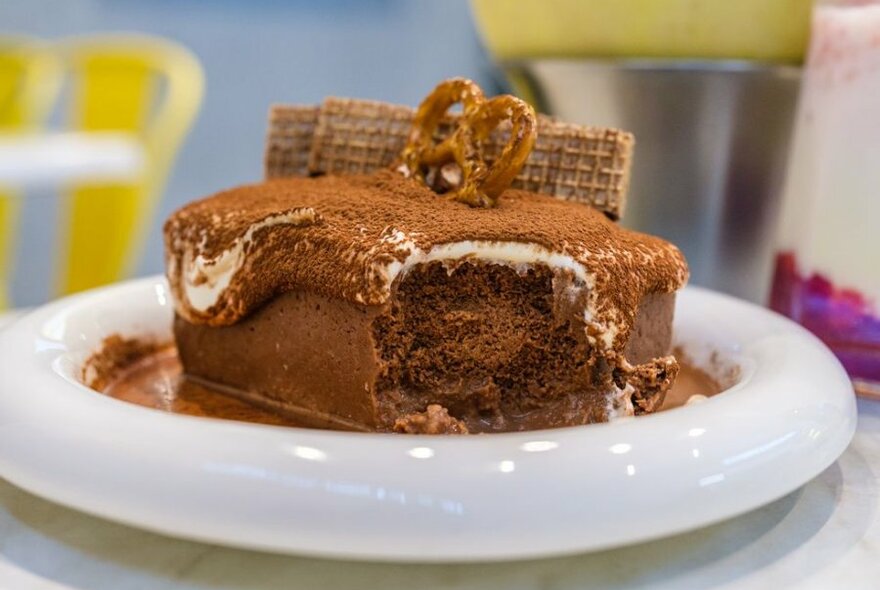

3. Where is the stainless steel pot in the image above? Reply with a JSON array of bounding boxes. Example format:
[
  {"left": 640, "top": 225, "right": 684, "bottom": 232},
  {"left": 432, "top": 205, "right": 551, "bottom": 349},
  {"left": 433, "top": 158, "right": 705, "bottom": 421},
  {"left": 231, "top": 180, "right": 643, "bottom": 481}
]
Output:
[{"left": 502, "top": 60, "right": 801, "bottom": 303}]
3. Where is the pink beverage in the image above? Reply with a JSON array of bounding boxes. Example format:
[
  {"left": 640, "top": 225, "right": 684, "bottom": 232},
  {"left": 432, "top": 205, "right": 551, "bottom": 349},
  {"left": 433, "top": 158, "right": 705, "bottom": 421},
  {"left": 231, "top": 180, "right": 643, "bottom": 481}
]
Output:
[{"left": 770, "top": 0, "right": 880, "bottom": 394}]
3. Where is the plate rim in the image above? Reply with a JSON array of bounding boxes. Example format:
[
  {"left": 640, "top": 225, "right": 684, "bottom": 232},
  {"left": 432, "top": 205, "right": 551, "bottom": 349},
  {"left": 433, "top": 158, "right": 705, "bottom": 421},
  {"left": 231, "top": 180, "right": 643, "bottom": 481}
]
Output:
[{"left": 0, "top": 276, "right": 858, "bottom": 562}]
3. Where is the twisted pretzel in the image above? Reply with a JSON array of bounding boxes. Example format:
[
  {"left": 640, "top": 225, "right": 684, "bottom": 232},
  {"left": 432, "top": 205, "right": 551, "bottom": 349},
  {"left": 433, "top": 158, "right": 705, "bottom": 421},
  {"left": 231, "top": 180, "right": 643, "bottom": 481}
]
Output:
[{"left": 401, "top": 78, "right": 537, "bottom": 208}]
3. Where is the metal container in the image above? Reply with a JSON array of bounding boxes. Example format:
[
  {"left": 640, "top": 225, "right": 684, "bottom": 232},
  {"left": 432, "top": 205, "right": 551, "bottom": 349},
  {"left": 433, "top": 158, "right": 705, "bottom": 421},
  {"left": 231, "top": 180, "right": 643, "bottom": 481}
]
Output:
[{"left": 503, "top": 60, "right": 801, "bottom": 303}]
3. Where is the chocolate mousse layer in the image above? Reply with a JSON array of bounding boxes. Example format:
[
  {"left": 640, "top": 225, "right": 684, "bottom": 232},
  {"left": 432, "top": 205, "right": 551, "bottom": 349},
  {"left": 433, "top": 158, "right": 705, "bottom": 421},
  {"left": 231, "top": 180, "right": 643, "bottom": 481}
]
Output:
[{"left": 174, "top": 260, "right": 676, "bottom": 433}]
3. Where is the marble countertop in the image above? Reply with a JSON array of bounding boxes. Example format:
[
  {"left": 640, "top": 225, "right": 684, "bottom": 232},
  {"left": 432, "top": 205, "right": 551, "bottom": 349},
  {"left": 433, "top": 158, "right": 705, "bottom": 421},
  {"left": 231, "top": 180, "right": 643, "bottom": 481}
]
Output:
[{"left": 0, "top": 311, "right": 878, "bottom": 589}]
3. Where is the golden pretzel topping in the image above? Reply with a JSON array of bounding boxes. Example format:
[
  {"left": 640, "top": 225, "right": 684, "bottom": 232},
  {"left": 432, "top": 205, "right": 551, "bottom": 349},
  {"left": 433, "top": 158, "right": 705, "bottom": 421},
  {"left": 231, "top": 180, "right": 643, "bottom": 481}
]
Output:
[{"left": 400, "top": 78, "right": 537, "bottom": 208}]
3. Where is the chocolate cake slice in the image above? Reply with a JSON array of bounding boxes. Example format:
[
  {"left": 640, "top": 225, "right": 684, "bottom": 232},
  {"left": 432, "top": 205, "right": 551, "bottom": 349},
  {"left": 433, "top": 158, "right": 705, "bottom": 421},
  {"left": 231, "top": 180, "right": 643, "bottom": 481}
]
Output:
[
  {"left": 164, "top": 79, "right": 688, "bottom": 434},
  {"left": 165, "top": 170, "right": 687, "bottom": 433}
]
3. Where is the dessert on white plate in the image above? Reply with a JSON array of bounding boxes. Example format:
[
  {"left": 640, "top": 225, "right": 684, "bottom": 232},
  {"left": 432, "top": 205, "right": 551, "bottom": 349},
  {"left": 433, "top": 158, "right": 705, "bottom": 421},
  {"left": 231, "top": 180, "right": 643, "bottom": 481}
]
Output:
[
  {"left": 0, "top": 277, "right": 855, "bottom": 561},
  {"left": 0, "top": 77, "right": 857, "bottom": 561}
]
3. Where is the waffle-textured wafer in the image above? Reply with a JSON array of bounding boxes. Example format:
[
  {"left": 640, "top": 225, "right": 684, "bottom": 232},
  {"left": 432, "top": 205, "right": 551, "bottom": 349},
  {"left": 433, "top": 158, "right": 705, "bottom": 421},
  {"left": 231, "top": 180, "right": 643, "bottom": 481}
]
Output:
[
  {"left": 264, "top": 99, "right": 634, "bottom": 219},
  {"left": 307, "top": 98, "right": 415, "bottom": 177},
  {"left": 504, "top": 118, "right": 634, "bottom": 218},
  {"left": 264, "top": 105, "right": 319, "bottom": 178}
]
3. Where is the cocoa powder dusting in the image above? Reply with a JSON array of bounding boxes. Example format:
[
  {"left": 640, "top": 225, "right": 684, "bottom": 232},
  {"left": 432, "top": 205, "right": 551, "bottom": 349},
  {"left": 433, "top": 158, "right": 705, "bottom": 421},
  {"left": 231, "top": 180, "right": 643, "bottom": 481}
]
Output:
[{"left": 165, "top": 170, "right": 688, "bottom": 357}]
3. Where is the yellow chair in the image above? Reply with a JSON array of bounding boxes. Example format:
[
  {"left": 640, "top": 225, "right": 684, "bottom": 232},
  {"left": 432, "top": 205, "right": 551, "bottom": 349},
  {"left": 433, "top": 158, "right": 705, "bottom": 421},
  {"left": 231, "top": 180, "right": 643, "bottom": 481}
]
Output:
[
  {"left": 0, "top": 38, "right": 62, "bottom": 309},
  {"left": 56, "top": 34, "right": 203, "bottom": 295}
]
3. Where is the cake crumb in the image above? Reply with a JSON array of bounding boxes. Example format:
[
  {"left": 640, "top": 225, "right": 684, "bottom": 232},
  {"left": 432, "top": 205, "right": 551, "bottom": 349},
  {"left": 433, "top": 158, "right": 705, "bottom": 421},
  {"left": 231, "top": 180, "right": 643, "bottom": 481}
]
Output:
[
  {"left": 393, "top": 404, "right": 470, "bottom": 435},
  {"left": 621, "top": 356, "right": 680, "bottom": 414}
]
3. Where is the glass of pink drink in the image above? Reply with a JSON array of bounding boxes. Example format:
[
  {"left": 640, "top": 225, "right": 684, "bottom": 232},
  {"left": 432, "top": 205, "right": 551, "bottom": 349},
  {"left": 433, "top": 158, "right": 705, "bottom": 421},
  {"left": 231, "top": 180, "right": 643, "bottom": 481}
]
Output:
[{"left": 770, "top": 0, "right": 880, "bottom": 396}]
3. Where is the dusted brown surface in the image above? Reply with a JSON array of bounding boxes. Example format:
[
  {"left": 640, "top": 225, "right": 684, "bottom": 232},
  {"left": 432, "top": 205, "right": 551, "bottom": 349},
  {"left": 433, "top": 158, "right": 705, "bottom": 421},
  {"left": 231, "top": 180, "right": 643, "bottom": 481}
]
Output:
[{"left": 165, "top": 170, "right": 687, "bottom": 355}]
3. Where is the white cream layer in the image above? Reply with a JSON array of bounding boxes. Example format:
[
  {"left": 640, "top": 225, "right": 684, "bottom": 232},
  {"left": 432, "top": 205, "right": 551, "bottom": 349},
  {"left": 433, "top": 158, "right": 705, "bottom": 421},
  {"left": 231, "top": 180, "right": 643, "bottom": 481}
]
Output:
[
  {"left": 606, "top": 383, "right": 636, "bottom": 419},
  {"left": 183, "top": 208, "right": 317, "bottom": 312},
  {"left": 183, "top": 228, "right": 596, "bottom": 313},
  {"left": 382, "top": 239, "right": 592, "bottom": 290}
]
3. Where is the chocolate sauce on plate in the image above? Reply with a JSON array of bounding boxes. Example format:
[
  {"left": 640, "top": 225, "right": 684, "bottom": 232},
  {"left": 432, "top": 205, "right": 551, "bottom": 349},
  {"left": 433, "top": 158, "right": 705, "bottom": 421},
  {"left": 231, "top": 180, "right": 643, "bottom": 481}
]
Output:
[{"left": 101, "top": 348, "right": 721, "bottom": 430}]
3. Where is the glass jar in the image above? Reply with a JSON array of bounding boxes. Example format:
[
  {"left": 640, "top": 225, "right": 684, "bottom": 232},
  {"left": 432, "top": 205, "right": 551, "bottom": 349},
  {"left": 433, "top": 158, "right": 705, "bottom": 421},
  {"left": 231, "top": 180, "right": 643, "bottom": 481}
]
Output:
[{"left": 770, "top": 0, "right": 880, "bottom": 396}]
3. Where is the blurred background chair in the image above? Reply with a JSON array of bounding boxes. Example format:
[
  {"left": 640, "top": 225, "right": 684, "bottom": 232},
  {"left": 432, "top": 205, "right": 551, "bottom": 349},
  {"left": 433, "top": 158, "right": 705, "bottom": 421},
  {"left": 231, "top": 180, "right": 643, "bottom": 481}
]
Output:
[
  {"left": 2, "top": 2, "right": 489, "bottom": 309},
  {"left": 0, "top": 37, "right": 62, "bottom": 310},
  {"left": 56, "top": 34, "right": 203, "bottom": 296}
]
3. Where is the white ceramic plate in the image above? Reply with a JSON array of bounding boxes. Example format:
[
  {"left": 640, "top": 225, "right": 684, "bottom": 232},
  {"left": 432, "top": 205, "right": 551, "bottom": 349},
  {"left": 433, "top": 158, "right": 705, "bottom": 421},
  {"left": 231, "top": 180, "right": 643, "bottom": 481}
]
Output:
[{"left": 0, "top": 277, "right": 856, "bottom": 562}]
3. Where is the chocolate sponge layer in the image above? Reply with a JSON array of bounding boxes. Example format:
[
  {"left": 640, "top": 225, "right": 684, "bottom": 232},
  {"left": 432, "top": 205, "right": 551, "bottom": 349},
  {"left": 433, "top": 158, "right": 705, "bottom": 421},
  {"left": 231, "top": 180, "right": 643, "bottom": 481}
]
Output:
[{"left": 175, "top": 261, "right": 675, "bottom": 433}]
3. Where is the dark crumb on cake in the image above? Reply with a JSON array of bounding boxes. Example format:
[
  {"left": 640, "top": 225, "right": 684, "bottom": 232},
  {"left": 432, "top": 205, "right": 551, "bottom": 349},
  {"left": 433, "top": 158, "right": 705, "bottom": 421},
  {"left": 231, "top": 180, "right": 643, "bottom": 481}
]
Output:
[
  {"left": 616, "top": 356, "right": 680, "bottom": 414},
  {"left": 393, "top": 404, "right": 469, "bottom": 434},
  {"left": 81, "top": 335, "right": 168, "bottom": 391},
  {"left": 165, "top": 170, "right": 688, "bottom": 333}
]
